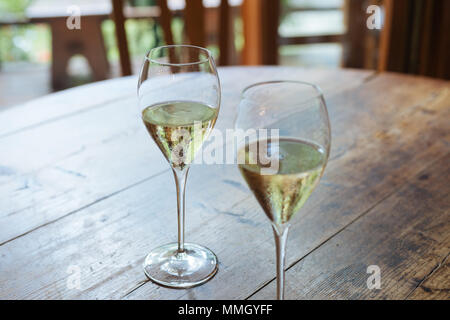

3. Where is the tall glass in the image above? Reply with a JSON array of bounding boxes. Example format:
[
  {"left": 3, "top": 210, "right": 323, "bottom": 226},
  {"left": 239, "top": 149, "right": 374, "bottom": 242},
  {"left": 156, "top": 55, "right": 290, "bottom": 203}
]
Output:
[
  {"left": 235, "top": 81, "right": 331, "bottom": 299},
  {"left": 138, "top": 45, "right": 220, "bottom": 288}
]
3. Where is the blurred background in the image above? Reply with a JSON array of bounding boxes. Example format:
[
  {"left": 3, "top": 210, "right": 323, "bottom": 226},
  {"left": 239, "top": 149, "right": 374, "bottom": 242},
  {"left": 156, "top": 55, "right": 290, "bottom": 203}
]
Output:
[{"left": 0, "top": 0, "right": 448, "bottom": 109}]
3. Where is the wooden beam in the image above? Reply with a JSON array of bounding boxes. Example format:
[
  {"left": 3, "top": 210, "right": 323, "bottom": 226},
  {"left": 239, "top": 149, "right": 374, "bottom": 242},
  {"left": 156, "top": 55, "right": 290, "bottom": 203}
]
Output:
[
  {"left": 284, "top": 6, "right": 343, "bottom": 12},
  {"left": 280, "top": 34, "right": 343, "bottom": 46}
]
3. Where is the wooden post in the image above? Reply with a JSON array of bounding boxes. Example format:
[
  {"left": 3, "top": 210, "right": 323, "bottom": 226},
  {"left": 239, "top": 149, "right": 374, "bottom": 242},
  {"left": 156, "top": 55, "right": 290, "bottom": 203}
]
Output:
[
  {"left": 242, "top": 0, "right": 262, "bottom": 65},
  {"left": 421, "top": 0, "right": 450, "bottom": 79},
  {"left": 378, "top": 0, "right": 411, "bottom": 73},
  {"left": 184, "top": 0, "right": 206, "bottom": 47},
  {"left": 157, "top": 0, "right": 174, "bottom": 46},
  {"left": 378, "top": 0, "right": 392, "bottom": 72},
  {"left": 343, "top": 0, "right": 367, "bottom": 68},
  {"left": 219, "top": 0, "right": 231, "bottom": 65},
  {"left": 262, "top": 0, "right": 279, "bottom": 65},
  {"left": 242, "top": 0, "right": 279, "bottom": 65},
  {"left": 378, "top": 0, "right": 450, "bottom": 79},
  {"left": 112, "top": 0, "right": 132, "bottom": 76}
]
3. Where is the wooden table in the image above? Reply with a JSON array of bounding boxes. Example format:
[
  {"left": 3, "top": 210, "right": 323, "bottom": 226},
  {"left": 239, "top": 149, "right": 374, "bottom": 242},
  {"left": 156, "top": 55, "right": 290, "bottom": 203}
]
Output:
[{"left": 0, "top": 67, "right": 449, "bottom": 300}]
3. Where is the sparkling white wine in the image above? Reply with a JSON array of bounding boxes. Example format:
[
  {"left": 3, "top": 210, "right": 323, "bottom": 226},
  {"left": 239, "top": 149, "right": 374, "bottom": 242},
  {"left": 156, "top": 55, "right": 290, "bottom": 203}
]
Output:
[
  {"left": 238, "top": 138, "right": 326, "bottom": 225},
  {"left": 142, "top": 101, "right": 218, "bottom": 170}
]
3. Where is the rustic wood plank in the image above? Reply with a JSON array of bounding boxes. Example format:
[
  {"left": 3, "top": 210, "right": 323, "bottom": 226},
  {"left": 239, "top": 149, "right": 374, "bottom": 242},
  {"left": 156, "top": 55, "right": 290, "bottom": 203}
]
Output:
[
  {"left": 407, "top": 253, "right": 450, "bottom": 300},
  {"left": 250, "top": 154, "right": 450, "bottom": 300},
  {"left": 0, "top": 68, "right": 372, "bottom": 246},
  {"left": 0, "top": 163, "right": 249, "bottom": 299},
  {"left": 0, "top": 76, "right": 136, "bottom": 138},
  {"left": 1, "top": 71, "right": 447, "bottom": 300}
]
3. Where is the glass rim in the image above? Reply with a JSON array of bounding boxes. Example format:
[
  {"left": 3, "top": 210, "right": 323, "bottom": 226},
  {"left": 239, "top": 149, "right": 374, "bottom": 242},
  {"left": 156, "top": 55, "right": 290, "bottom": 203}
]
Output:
[
  {"left": 146, "top": 44, "right": 212, "bottom": 67},
  {"left": 241, "top": 80, "right": 324, "bottom": 100}
]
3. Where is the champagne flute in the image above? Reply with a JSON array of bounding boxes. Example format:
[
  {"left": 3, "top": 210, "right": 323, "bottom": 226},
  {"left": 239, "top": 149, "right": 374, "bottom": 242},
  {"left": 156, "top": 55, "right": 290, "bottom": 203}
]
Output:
[
  {"left": 235, "top": 81, "right": 331, "bottom": 299},
  {"left": 138, "top": 45, "right": 220, "bottom": 288}
]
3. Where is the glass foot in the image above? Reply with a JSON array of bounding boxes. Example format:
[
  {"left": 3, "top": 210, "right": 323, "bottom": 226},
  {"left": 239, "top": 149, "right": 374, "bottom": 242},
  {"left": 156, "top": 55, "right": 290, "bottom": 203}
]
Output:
[{"left": 143, "top": 243, "right": 218, "bottom": 288}]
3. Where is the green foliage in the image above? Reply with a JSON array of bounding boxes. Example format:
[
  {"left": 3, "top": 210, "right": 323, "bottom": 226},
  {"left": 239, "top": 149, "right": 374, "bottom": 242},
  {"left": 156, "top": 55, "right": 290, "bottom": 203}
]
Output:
[
  {"left": 102, "top": 18, "right": 164, "bottom": 62},
  {"left": 0, "top": 24, "right": 51, "bottom": 62},
  {"left": 0, "top": 0, "right": 31, "bottom": 15}
]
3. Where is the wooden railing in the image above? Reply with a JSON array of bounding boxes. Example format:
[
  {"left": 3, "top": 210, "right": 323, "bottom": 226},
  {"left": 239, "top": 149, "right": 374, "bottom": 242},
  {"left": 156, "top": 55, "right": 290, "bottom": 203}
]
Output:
[{"left": 242, "top": 0, "right": 360, "bottom": 66}]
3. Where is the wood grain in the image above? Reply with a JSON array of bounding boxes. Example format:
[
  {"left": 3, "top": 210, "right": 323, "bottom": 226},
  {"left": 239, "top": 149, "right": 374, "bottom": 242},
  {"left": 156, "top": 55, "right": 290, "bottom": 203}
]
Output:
[
  {"left": 0, "top": 76, "right": 136, "bottom": 138},
  {"left": 250, "top": 154, "right": 450, "bottom": 299},
  {"left": 408, "top": 253, "right": 450, "bottom": 300},
  {"left": 0, "top": 67, "right": 448, "bottom": 300}
]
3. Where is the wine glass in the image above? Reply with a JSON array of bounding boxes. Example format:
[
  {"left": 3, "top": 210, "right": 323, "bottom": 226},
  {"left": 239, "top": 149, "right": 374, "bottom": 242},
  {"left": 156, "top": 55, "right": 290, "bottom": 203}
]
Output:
[
  {"left": 235, "top": 81, "right": 331, "bottom": 299},
  {"left": 138, "top": 45, "right": 220, "bottom": 288}
]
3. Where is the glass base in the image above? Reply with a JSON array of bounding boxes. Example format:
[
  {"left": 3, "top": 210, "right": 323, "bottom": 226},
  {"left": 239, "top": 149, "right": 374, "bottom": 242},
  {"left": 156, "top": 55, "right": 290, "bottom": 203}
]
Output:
[{"left": 143, "top": 243, "right": 218, "bottom": 288}]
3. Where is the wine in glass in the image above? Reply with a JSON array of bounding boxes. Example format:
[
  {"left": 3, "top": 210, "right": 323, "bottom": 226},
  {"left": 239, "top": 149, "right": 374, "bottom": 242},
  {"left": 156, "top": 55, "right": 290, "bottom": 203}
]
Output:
[
  {"left": 138, "top": 45, "right": 220, "bottom": 288},
  {"left": 235, "top": 81, "right": 331, "bottom": 299}
]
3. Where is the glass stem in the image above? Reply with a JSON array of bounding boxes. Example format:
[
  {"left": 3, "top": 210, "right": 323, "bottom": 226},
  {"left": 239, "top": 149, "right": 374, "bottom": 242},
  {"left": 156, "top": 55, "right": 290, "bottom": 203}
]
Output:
[
  {"left": 173, "top": 168, "right": 189, "bottom": 253},
  {"left": 272, "top": 224, "right": 289, "bottom": 300}
]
